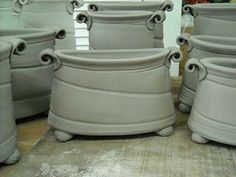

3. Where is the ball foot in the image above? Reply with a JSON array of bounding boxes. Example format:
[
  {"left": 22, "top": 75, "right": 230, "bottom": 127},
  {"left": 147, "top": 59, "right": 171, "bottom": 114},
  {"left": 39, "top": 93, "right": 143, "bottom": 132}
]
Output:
[
  {"left": 156, "top": 126, "right": 174, "bottom": 137},
  {"left": 178, "top": 103, "right": 191, "bottom": 113},
  {"left": 192, "top": 132, "right": 209, "bottom": 144},
  {"left": 3, "top": 148, "right": 20, "bottom": 165},
  {"left": 54, "top": 130, "right": 74, "bottom": 142}
]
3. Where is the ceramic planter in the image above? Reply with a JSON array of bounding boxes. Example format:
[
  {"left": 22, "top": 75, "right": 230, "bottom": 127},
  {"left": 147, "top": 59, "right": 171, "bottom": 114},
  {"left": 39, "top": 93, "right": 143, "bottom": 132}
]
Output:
[
  {"left": 0, "top": 28, "right": 65, "bottom": 119},
  {"left": 186, "top": 58, "right": 236, "bottom": 146},
  {"left": 0, "top": 39, "right": 26, "bottom": 164},
  {"left": 39, "top": 47, "right": 182, "bottom": 142},
  {"left": 183, "top": 3, "right": 236, "bottom": 36},
  {"left": 176, "top": 33, "right": 236, "bottom": 113},
  {"left": 12, "top": 0, "right": 84, "bottom": 49},
  {"left": 0, "top": 0, "right": 24, "bottom": 28},
  {"left": 76, "top": 10, "right": 166, "bottom": 49}
]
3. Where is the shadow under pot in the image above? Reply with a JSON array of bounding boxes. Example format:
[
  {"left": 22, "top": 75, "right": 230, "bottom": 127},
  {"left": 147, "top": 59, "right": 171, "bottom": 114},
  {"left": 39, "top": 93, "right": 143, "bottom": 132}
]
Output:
[
  {"left": 0, "top": 40, "right": 25, "bottom": 165},
  {"left": 0, "top": 0, "right": 24, "bottom": 28},
  {"left": 176, "top": 34, "right": 236, "bottom": 113},
  {"left": 39, "top": 47, "right": 182, "bottom": 142},
  {"left": 12, "top": 0, "right": 84, "bottom": 49},
  {"left": 0, "top": 28, "right": 65, "bottom": 119},
  {"left": 183, "top": 3, "right": 236, "bottom": 36},
  {"left": 76, "top": 10, "right": 166, "bottom": 50},
  {"left": 186, "top": 58, "right": 236, "bottom": 146}
]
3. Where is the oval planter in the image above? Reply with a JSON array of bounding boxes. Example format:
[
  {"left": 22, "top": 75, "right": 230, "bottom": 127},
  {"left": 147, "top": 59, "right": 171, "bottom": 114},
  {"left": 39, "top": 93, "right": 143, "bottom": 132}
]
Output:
[
  {"left": 0, "top": 0, "right": 24, "bottom": 28},
  {"left": 183, "top": 3, "right": 236, "bottom": 36},
  {"left": 76, "top": 10, "right": 166, "bottom": 49},
  {"left": 0, "top": 28, "right": 65, "bottom": 119},
  {"left": 12, "top": 0, "right": 84, "bottom": 49},
  {"left": 176, "top": 34, "right": 236, "bottom": 113},
  {"left": 39, "top": 47, "right": 182, "bottom": 141},
  {"left": 0, "top": 40, "right": 25, "bottom": 165},
  {"left": 186, "top": 58, "right": 236, "bottom": 146}
]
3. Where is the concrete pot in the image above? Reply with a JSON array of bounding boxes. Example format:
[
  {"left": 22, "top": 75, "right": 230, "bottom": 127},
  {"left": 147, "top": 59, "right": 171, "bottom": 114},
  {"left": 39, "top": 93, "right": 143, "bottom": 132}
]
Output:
[
  {"left": 39, "top": 47, "right": 182, "bottom": 142},
  {"left": 76, "top": 10, "right": 166, "bottom": 49},
  {"left": 0, "top": 0, "right": 24, "bottom": 28},
  {"left": 186, "top": 58, "right": 236, "bottom": 146},
  {"left": 0, "top": 39, "right": 26, "bottom": 165},
  {"left": 176, "top": 33, "right": 236, "bottom": 113},
  {"left": 12, "top": 0, "right": 84, "bottom": 49},
  {"left": 0, "top": 28, "right": 65, "bottom": 119},
  {"left": 183, "top": 3, "right": 236, "bottom": 36}
]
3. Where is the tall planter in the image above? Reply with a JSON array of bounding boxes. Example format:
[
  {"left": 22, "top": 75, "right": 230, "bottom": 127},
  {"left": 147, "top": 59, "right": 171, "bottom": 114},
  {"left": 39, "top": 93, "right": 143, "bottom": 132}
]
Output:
[
  {"left": 0, "top": 40, "right": 26, "bottom": 165},
  {"left": 186, "top": 58, "right": 236, "bottom": 146},
  {"left": 176, "top": 33, "right": 236, "bottom": 113},
  {"left": 183, "top": 3, "right": 236, "bottom": 36},
  {"left": 0, "top": 28, "right": 65, "bottom": 119},
  {"left": 77, "top": 10, "right": 166, "bottom": 49},
  {"left": 12, "top": 0, "right": 84, "bottom": 49},
  {"left": 0, "top": 0, "right": 24, "bottom": 28},
  {"left": 39, "top": 47, "right": 182, "bottom": 142}
]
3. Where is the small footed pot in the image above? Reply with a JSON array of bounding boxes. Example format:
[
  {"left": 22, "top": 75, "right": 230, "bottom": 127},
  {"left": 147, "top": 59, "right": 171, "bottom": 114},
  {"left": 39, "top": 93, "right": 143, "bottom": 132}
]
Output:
[
  {"left": 186, "top": 58, "right": 236, "bottom": 146},
  {"left": 39, "top": 47, "right": 182, "bottom": 140},
  {"left": 176, "top": 33, "right": 236, "bottom": 113},
  {"left": 183, "top": 3, "right": 236, "bottom": 36},
  {"left": 0, "top": 40, "right": 25, "bottom": 164},
  {"left": 76, "top": 10, "right": 166, "bottom": 50}
]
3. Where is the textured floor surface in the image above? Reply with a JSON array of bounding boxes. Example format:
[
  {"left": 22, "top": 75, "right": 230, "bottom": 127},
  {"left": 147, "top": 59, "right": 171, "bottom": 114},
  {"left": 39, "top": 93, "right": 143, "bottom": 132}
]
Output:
[{"left": 6, "top": 110, "right": 236, "bottom": 177}]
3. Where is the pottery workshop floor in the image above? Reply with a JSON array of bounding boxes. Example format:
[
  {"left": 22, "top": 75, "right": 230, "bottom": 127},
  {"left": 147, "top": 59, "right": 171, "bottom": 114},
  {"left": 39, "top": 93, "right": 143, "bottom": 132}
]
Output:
[{"left": 0, "top": 79, "right": 236, "bottom": 177}]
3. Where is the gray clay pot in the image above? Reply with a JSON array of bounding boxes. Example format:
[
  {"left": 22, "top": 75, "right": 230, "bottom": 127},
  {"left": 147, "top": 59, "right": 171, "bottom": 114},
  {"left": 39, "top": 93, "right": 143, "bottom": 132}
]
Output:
[
  {"left": 186, "top": 58, "right": 236, "bottom": 146},
  {"left": 12, "top": 0, "right": 84, "bottom": 49},
  {"left": 183, "top": 3, "right": 236, "bottom": 36},
  {"left": 39, "top": 47, "right": 182, "bottom": 141},
  {"left": 0, "top": 0, "right": 24, "bottom": 28},
  {"left": 0, "top": 40, "right": 26, "bottom": 165},
  {"left": 0, "top": 28, "right": 65, "bottom": 119},
  {"left": 76, "top": 10, "right": 166, "bottom": 50},
  {"left": 176, "top": 33, "right": 236, "bottom": 113}
]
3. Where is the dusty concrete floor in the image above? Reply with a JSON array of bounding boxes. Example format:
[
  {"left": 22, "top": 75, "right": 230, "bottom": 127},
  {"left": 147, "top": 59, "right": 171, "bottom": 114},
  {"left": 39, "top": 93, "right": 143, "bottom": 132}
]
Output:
[{"left": 1, "top": 78, "right": 236, "bottom": 177}]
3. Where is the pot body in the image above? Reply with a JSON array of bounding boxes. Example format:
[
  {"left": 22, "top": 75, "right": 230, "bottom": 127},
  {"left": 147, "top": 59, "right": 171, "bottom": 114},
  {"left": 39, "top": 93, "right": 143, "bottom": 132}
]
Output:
[
  {"left": 40, "top": 48, "right": 182, "bottom": 136},
  {"left": 184, "top": 3, "right": 236, "bottom": 36},
  {"left": 177, "top": 34, "right": 236, "bottom": 110},
  {"left": 17, "top": 0, "right": 83, "bottom": 49},
  {"left": 0, "top": 42, "right": 17, "bottom": 163},
  {"left": 77, "top": 11, "right": 166, "bottom": 50},
  {"left": 187, "top": 58, "right": 236, "bottom": 145},
  {"left": 88, "top": 1, "right": 174, "bottom": 48},
  {"left": 0, "top": 0, "right": 24, "bottom": 28},
  {"left": 1, "top": 28, "right": 58, "bottom": 119}
]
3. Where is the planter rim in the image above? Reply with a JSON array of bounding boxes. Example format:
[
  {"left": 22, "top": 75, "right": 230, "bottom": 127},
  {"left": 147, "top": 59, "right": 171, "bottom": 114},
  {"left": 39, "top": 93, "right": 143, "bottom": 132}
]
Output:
[
  {"left": 0, "top": 28, "right": 57, "bottom": 44},
  {"left": 190, "top": 35, "right": 236, "bottom": 55},
  {"left": 40, "top": 48, "right": 182, "bottom": 71},
  {"left": 202, "top": 58, "right": 236, "bottom": 78},
  {"left": 88, "top": 11, "right": 154, "bottom": 20},
  {"left": 0, "top": 41, "right": 11, "bottom": 61}
]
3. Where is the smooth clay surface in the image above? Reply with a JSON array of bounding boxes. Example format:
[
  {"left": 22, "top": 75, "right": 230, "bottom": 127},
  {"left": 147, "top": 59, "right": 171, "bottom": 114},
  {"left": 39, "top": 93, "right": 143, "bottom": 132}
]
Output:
[{"left": 39, "top": 47, "right": 182, "bottom": 140}]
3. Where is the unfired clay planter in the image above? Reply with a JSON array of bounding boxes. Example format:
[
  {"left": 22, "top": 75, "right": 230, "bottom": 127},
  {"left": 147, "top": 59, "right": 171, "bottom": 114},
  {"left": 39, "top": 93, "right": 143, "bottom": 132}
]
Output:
[
  {"left": 186, "top": 58, "right": 236, "bottom": 146},
  {"left": 12, "top": 0, "right": 84, "bottom": 49},
  {"left": 77, "top": 10, "right": 166, "bottom": 49},
  {"left": 0, "top": 28, "right": 65, "bottom": 119},
  {"left": 176, "top": 33, "right": 236, "bottom": 113},
  {"left": 183, "top": 3, "right": 236, "bottom": 36},
  {"left": 39, "top": 47, "right": 182, "bottom": 142},
  {"left": 0, "top": 0, "right": 24, "bottom": 28},
  {"left": 0, "top": 39, "right": 26, "bottom": 164}
]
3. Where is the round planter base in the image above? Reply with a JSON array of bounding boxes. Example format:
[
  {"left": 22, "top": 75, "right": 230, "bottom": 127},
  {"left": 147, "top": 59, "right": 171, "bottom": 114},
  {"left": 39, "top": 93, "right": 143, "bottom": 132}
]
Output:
[
  {"left": 191, "top": 133, "right": 209, "bottom": 144},
  {"left": 3, "top": 148, "right": 20, "bottom": 165},
  {"left": 178, "top": 103, "right": 191, "bottom": 113},
  {"left": 54, "top": 130, "right": 74, "bottom": 142},
  {"left": 155, "top": 126, "right": 174, "bottom": 137}
]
